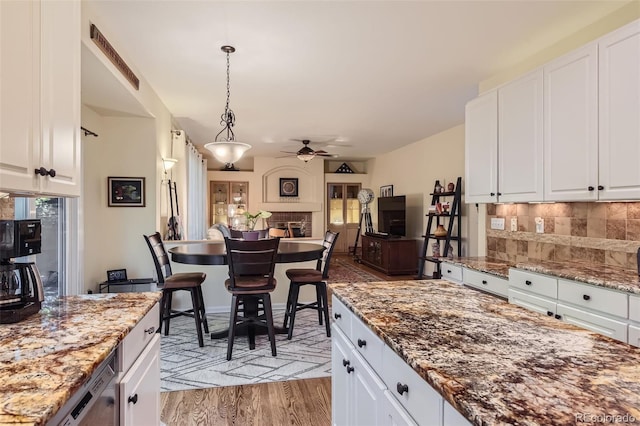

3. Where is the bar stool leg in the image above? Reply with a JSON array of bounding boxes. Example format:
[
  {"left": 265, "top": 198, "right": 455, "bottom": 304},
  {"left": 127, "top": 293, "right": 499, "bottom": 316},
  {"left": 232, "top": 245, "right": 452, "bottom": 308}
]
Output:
[
  {"left": 315, "top": 284, "right": 323, "bottom": 325},
  {"left": 287, "top": 284, "right": 301, "bottom": 340},
  {"left": 320, "top": 282, "right": 331, "bottom": 337},
  {"left": 190, "top": 288, "right": 204, "bottom": 347},
  {"left": 227, "top": 295, "right": 240, "bottom": 361},
  {"left": 263, "top": 293, "right": 277, "bottom": 357}
]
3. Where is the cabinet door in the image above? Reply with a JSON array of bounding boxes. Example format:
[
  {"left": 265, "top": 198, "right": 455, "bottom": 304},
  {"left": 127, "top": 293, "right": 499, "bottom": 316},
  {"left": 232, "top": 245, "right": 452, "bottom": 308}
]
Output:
[
  {"left": 352, "top": 350, "right": 386, "bottom": 426},
  {"left": 598, "top": 20, "right": 640, "bottom": 200},
  {"left": 544, "top": 44, "right": 598, "bottom": 201},
  {"left": 498, "top": 69, "right": 544, "bottom": 202},
  {"left": 0, "top": 0, "right": 40, "bottom": 193},
  {"left": 120, "top": 334, "right": 160, "bottom": 426},
  {"left": 382, "top": 390, "right": 418, "bottom": 426},
  {"left": 332, "top": 325, "right": 353, "bottom": 426},
  {"left": 39, "top": 0, "right": 81, "bottom": 196},
  {"left": 465, "top": 91, "right": 498, "bottom": 203},
  {"left": 328, "top": 183, "right": 361, "bottom": 253},
  {"left": 629, "top": 325, "right": 640, "bottom": 348},
  {"left": 556, "top": 303, "right": 627, "bottom": 343}
]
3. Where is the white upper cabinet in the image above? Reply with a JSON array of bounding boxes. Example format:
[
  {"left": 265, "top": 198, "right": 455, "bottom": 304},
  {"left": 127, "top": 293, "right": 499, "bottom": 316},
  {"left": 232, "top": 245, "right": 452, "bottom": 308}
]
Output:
[
  {"left": 498, "top": 69, "right": 544, "bottom": 202},
  {"left": 0, "top": 0, "right": 81, "bottom": 197},
  {"left": 543, "top": 44, "right": 599, "bottom": 202},
  {"left": 598, "top": 20, "right": 640, "bottom": 200},
  {"left": 465, "top": 91, "right": 498, "bottom": 203}
]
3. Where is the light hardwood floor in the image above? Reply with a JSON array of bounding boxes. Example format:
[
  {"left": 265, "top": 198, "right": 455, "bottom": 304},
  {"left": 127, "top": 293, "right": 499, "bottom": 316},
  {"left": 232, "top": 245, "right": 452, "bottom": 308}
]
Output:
[{"left": 161, "top": 377, "right": 331, "bottom": 426}]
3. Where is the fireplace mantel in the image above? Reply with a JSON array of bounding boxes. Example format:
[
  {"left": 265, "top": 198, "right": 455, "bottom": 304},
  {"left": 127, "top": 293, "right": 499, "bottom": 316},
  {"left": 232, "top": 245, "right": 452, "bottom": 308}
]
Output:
[{"left": 261, "top": 202, "right": 322, "bottom": 212}]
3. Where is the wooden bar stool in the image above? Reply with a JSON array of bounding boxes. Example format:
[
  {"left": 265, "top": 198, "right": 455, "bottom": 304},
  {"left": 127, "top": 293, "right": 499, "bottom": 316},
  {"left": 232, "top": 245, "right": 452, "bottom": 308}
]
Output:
[
  {"left": 144, "top": 232, "right": 209, "bottom": 347},
  {"left": 283, "top": 231, "right": 339, "bottom": 339}
]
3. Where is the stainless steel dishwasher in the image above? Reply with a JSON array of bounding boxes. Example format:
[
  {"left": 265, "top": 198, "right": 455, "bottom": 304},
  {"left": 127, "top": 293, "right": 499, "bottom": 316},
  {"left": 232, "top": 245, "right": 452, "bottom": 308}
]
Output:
[{"left": 50, "top": 350, "right": 118, "bottom": 426}]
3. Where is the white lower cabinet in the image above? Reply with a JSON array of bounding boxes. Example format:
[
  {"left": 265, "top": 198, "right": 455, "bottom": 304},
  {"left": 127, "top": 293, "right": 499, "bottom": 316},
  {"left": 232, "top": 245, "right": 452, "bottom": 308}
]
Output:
[
  {"left": 441, "top": 262, "right": 463, "bottom": 284},
  {"left": 556, "top": 303, "right": 627, "bottom": 342},
  {"left": 630, "top": 295, "right": 640, "bottom": 348},
  {"left": 463, "top": 268, "right": 508, "bottom": 298},
  {"left": 332, "top": 296, "right": 471, "bottom": 426},
  {"left": 444, "top": 400, "right": 472, "bottom": 426},
  {"left": 118, "top": 302, "right": 161, "bottom": 426},
  {"left": 508, "top": 288, "right": 557, "bottom": 319},
  {"left": 629, "top": 325, "right": 640, "bottom": 348}
]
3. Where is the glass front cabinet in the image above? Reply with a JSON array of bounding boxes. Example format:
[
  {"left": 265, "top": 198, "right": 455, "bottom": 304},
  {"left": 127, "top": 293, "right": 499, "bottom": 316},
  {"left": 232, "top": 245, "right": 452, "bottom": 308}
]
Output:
[
  {"left": 210, "top": 181, "right": 248, "bottom": 227},
  {"left": 327, "top": 183, "right": 361, "bottom": 253}
]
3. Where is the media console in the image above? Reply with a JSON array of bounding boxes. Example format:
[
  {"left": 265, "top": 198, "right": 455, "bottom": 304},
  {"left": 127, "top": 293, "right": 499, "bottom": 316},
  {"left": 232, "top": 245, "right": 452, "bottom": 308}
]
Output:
[{"left": 360, "top": 234, "right": 418, "bottom": 275}]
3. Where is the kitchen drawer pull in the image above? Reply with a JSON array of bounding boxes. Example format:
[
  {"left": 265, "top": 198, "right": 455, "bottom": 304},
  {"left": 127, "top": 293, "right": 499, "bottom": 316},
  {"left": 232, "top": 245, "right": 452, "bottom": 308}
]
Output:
[
  {"left": 447, "top": 269, "right": 452, "bottom": 273},
  {"left": 547, "top": 311, "right": 554, "bottom": 316},
  {"left": 145, "top": 326, "right": 155, "bottom": 335},
  {"left": 555, "top": 314, "right": 562, "bottom": 320},
  {"left": 525, "top": 280, "right": 532, "bottom": 286},
  {"left": 128, "top": 394, "right": 138, "bottom": 404},
  {"left": 490, "top": 192, "right": 496, "bottom": 197},
  {"left": 598, "top": 185, "right": 604, "bottom": 190},
  {"left": 583, "top": 294, "right": 591, "bottom": 301},
  {"left": 34, "top": 167, "right": 48, "bottom": 176},
  {"left": 396, "top": 382, "right": 409, "bottom": 395},
  {"left": 481, "top": 280, "right": 487, "bottom": 285},
  {"left": 334, "top": 313, "right": 342, "bottom": 320},
  {"left": 588, "top": 186, "right": 595, "bottom": 191},
  {"left": 346, "top": 366, "right": 354, "bottom": 374},
  {"left": 342, "top": 359, "right": 350, "bottom": 367},
  {"left": 357, "top": 339, "right": 367, "bottom": 348}
]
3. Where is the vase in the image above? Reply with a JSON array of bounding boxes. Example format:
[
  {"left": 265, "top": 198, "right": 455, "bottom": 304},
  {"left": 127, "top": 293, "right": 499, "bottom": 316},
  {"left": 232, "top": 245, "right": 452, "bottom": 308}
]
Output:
[
  {"left": 242, "top": 231, "right": 260, "bottom": 240},
  {"left": 434, "top": 224, "right": 447, "bottom": 237},
  {"left": 447, "top": 182, "right": 455, "bottom": 192}
]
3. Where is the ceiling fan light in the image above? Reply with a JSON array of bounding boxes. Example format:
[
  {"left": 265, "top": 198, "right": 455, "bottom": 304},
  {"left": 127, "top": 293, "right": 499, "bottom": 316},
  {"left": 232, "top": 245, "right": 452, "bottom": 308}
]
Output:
[
  {"left": 205, "top": 141, "right": 251, "bottom": 164},
  {"left": 297, "top": 152, "right": 316, "bottom": 162}
]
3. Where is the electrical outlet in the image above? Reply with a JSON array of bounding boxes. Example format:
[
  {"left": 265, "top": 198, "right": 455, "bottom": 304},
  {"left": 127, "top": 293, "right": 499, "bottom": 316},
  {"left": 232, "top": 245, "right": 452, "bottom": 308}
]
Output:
[
  {"left": 490, "top": 218, "right": 505, "bottom": 230},
  {"left": 510, "top": 217, "right": 518, "bottom": 232},
  {"left": 535, "top": 217, "right": 544, "bottom": 233}
]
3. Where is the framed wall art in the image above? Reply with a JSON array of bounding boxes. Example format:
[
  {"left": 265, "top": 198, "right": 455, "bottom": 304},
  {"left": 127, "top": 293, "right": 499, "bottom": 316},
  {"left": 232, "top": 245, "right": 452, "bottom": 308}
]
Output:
[
  {"left": 380, "top": 185, "right": 394, "bottom": 198},
  {"left": 108, "top": 177, "right": 146, "bottom": 207},
  {"left": 280, "top": 178, "right": 299, "bottom": 197}
]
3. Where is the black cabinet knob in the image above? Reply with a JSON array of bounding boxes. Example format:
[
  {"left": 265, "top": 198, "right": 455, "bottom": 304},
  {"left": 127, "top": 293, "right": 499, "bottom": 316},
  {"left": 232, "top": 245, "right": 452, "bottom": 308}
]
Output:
[
  {"left": 34, "top": 167, "right": 48, "bottom": 176},
  {"left": 342, "top": 359, "right": 350, "bottom": 367},
  {"left": 481, "top": 280, "right": 487, "bottom": 285},
  {"left": 525, "top": 280, "right": 532, "bottom": 286},
  {"left": 598, "top": 185, "right": 604, "bottom": 190},
  {"left": 447, "top": 270, "right": 451, "bottom": 273},
  {"left": 490, "top": 192, "right": 495, "bottom": 196},
  {"left": 547, "top": 311, "right": 553, "bottom": 316},
  {"left": 47, "top": 168, "right": 56, "bottom": 177},
  {"left": 588, "top": 186, "right": 595, "bottom": 191},
  {"left": 128, "top": 394, "right": 138, "bottom": 404},
  {"left": 346, "top": 366, "right": 354, "bottom": 374},
  {"left": 396, "top": 382, "right": 409, "bottom": 395},
  {"left": 583, "top": 294, "right": 591, "bottom": 301},
  {"left": 357, "top": 339, "right": 366, "bottom": 348},
  {"left": 334, "top": 313, "right": 341, "bottom": 319},
  {"left": 497, "top": 192, "right": 502, "bottom": 196},
  {"left": 555, "top": 314, "right": 562, "bottom": 320}
]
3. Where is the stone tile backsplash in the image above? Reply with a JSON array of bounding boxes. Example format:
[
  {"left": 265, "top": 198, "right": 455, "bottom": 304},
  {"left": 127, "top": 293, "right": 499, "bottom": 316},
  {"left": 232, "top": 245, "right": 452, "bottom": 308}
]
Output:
[{"left": 487, "top": 202, "right": 640, "bottom": 270}]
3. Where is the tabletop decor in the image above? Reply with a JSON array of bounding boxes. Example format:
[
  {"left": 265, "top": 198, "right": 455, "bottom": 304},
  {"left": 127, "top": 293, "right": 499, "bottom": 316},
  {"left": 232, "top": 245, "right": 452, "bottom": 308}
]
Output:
[
  {"left": 380, "top": 185, "right": 393, "bottom": 197},
  {"left": 243, "top": 210, "right": 272, "bottom": 230},
  {"left": 107, "top": 177, "right": 145, "bottom": 207}
]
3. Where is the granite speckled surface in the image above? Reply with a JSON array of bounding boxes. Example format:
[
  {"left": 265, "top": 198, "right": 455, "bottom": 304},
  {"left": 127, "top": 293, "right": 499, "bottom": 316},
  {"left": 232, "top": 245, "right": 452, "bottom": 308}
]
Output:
[
  {"left": 0, "top": 292, "right": 161, "bottom": 426},
  {"left": 330, "top": 280, "right": 640, "bottom": 426},
  {"left": 448, "top": 256, "right": 640, "bottom": 294}
]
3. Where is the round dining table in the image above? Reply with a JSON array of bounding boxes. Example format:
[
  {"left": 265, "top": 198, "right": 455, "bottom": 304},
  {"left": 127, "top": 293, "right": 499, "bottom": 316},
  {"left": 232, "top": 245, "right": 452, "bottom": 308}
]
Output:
[
  {"left": 167, "top": 240, "right": 326, "bottom": 340},
  {"left": 168, "top": 240, "right": 326, "bottom": 265}
]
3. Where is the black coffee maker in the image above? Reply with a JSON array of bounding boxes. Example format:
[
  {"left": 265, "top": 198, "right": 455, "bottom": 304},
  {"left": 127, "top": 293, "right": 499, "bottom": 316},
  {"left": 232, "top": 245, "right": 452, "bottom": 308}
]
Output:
[{"left": 0, "top": 219, "right": 45, "bottom": 324}]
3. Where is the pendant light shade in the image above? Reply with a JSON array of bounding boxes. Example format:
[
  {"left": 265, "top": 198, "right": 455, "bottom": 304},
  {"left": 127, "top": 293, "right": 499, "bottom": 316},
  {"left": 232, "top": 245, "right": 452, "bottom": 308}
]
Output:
[{"left": 205, "top": 45, "right": 251, "bottom": 165}]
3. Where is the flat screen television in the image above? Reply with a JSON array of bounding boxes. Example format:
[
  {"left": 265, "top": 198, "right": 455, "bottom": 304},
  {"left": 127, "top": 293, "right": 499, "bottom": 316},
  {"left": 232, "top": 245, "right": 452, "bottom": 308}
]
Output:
[{"left": 377, "top": 195, "right": 406, "bottom": 236}]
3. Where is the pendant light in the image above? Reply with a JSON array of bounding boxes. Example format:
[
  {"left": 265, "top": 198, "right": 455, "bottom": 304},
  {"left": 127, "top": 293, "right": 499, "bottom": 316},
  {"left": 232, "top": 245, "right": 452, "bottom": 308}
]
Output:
[{"left": 204, "top": 45, "right": 251, "bottom": 166}]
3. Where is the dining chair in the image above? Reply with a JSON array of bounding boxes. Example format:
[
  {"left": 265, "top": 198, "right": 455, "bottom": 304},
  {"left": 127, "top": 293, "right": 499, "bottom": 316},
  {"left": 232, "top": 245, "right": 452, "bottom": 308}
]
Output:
[
  {"left": 224, "top": 237, "right": 280, "bottom": 360},
  {"left": 269, "top": 228, "right": 287, "bottom": 238},
  {"left": 283, "top": 230, "right": 339, "bottom": 339},
  {"left": 143, "top": 232, "right": 209, "bottom": 347}
]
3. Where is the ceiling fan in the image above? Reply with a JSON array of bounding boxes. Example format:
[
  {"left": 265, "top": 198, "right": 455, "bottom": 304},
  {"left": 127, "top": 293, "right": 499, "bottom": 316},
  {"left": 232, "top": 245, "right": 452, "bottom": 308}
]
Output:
[{"left": 280, "top": 139, "right": 337, "bottom": 162}]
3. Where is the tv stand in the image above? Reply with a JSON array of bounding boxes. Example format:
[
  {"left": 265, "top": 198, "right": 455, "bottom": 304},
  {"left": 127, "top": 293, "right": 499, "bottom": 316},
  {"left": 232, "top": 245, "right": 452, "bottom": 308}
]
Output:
[{"left": 361, "top": 234, "right": 417, "bottom": 275}]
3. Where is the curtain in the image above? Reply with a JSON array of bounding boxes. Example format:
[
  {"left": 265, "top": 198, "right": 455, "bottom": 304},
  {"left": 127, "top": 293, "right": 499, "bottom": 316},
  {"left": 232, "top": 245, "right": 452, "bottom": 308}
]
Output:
[{"left": 186, "top": 141, "right": 207, "bottom": 240}]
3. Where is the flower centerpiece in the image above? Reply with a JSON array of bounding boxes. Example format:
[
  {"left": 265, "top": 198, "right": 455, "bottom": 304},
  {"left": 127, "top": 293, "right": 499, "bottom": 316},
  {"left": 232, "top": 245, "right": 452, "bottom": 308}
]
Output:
[{"left": 243, "top": 210, "right": 272, "bottom": 231}]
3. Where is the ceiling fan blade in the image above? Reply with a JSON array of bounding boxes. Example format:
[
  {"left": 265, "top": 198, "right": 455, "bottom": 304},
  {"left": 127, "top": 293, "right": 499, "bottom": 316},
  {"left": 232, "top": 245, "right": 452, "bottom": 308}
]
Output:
[
  {"left": 316, "top": 153, "right": 337, "bottom": 157},
  {"left": 280, "top": 150, "right": 299, "bottom": 154}
]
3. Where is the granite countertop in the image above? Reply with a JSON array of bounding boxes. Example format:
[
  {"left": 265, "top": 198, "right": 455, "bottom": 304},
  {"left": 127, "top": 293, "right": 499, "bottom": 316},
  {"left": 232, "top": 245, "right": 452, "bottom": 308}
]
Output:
[
  {"left": 0, "top": 292, "right": 162, "bottom": 426},
  {"left": 446, "top": 256, "right": 640, "bottom": 294},
  {"left": 330, "top": 280, "right": 640, "bottom": 426}
]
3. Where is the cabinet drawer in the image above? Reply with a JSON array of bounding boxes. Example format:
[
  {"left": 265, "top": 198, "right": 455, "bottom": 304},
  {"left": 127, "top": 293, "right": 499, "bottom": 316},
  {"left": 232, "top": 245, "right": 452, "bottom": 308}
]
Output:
[
  {"left": 383, "top": 390, "right": 418, "bottom": 426},
  {"left": 444, "top": 399, "right": 472, "bottom": 426},
  {"left": 351, "top": 313, "right": 384, "bottom": 373},
  {"left": 464, "top": 268, "right": 508, "bottom": 297},
  {"left": 119, "top": 302, "right": 160, "bottom": 373},
  {"left": 441, "top": 263, "right": 463, "bottom": 283},
  {"left": 509, "top": 269, "right": 558, "bottom": 299},
  {"left": 557, "top": 279, "right": 628, "bottom": 319},
  {"left": 556, "top": 303, "right": 627, "bottom": 343},
  {"left": 508, "top": 288, "right": 557, "bottom": 318},
  {"left": 629, "top": 294, "right": 640, "bottom": 322},
  {"left": 332, "top": 295, "right": 352, "bottom": 338},
  {"left": 629, "top": 325, "right": 640, "bottom": 348},
  {"left": 381, "top": 345, "right": 443, "bottom": 425}
]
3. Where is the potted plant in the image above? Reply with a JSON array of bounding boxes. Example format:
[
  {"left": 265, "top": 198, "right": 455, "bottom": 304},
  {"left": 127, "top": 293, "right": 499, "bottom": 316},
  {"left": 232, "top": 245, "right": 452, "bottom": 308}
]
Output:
[{"left": 243, "top": 210, "right": 272, "bottom": 239}]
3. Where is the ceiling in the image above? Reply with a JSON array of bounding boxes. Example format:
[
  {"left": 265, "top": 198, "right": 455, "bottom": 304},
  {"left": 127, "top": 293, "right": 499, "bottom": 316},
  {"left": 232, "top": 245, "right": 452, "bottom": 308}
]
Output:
[{"left": 83, "top": 0, "right": 630, "bottom": 165}]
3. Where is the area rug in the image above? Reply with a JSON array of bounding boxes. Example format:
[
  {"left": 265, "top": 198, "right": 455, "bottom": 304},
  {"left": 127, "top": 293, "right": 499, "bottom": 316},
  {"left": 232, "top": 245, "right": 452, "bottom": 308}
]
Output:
[
  {"left": 327, "top": 257, "right": 383, "bottom": 284},
  {"left": 160, "top": 309, "right": 332, "bottom": 392}
]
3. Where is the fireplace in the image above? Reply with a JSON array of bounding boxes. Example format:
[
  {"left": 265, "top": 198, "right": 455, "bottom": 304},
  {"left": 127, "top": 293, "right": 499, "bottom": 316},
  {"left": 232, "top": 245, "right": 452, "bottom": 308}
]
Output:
[{"left": 267, "top": 212, "right": 312, "bottom": 237}]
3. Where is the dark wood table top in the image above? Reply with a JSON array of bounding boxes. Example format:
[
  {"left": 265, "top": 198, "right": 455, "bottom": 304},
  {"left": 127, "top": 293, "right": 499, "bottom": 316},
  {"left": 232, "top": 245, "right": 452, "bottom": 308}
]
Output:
[{"left": 168, "top": 240, "right": 326, "bottom": 265}]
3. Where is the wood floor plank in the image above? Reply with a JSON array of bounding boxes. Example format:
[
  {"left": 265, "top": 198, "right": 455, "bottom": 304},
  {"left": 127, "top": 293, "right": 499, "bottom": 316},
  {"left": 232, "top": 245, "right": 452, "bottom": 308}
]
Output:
[{"left": 160, "top": 377, "right": 331, "bottom": 426}]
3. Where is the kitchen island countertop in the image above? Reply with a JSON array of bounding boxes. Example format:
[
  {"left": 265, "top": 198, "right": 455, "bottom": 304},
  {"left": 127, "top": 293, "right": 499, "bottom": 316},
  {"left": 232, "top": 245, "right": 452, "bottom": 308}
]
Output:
[
  {"left": 330, "top": 279, "right": 640, "bottom": 425},
  {"left": 0, "top": 292, "right": 161, "bottom": 426}
]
